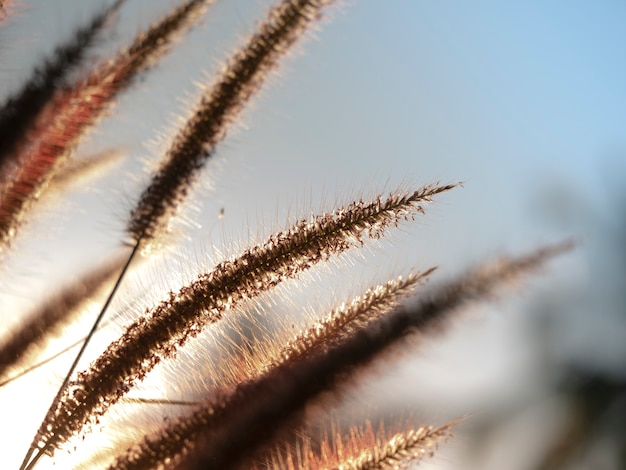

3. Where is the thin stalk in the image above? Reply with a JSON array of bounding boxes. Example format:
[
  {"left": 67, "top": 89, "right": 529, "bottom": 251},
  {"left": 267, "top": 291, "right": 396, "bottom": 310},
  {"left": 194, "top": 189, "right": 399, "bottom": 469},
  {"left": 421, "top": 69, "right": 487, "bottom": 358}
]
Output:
[{"left": 20, "top": 240, "right": 140, "bottom": 470}]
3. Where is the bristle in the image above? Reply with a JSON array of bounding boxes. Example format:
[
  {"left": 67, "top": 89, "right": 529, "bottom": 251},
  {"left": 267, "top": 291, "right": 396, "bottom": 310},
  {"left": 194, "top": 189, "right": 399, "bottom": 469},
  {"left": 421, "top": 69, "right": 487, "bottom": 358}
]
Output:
[
  {"left": 128, "top": 0, "right": 339, "bottom": 242},
  {"left": 0, "top": 256, "right": 125, "bottom": 380},
  {"left": 175, "top": 243, "right": 571, "bottom": 469},
  {"left": 27, "top": 184, "right": 451, "bottom": 466},
  {"left": 0, "top": 0, "right": 122, "bottom": 169}
]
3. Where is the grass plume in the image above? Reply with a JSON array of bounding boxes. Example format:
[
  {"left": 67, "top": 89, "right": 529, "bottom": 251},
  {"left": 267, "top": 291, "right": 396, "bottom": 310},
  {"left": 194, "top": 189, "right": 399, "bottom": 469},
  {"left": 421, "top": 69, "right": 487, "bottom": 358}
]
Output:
[
  {"left": 110, "top": 244, "right": 569, "bottom": 470},
  {"left": 265, "top": 270, "right": 435, "bottom": 372},
  {"left": 128, "top": 0, "right": 338, "bottom": 242},
  {"left": 26, "top": 184, "right": 453, "bottom": 465},
  {"left": 108, "top": 271, "right": 433, "bottom": 470},
  {"left": 337, "top": 422, "right": 454, "bottom": 470}
]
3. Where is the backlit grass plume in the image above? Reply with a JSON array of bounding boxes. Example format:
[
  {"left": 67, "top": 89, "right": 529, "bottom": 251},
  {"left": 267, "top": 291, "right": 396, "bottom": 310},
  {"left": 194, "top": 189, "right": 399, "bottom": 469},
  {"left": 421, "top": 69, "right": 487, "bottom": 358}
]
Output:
[
  {"left": 27, "top": 184, "right": 454, "bottom": 466},
  {"left": 0, "top": 1, "right": 572, "bottom": 469},
  {"left": 107, "top": 271, "right": 433, "bottom": 470},
  {"left": 260, "top": 419, "right": 455, "bottom": 470}
]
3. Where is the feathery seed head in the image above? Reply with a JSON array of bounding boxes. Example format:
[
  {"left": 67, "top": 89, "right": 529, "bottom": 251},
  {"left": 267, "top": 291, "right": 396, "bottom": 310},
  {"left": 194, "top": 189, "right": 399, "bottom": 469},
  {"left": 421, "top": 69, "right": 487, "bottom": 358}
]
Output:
[
  {"left": 31, "top": 183, "right": 452, "bottom": 463},
  {"left": 128, "top": 0, "right": 339, "bottom": 243}
]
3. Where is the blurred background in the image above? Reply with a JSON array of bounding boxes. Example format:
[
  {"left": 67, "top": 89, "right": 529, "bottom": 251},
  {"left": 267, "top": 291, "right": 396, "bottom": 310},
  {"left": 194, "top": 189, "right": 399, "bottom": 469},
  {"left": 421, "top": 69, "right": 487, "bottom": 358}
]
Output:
[{"left": 0, "top": 1, "right": 624, "bottom": 468}]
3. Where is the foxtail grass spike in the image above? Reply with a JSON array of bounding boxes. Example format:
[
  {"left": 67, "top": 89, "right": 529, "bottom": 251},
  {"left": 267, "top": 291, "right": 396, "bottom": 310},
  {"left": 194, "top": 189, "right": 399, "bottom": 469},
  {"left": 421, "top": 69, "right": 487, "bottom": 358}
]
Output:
[
  {"left": 128, "top": 0, "right": 338, "bottom": 242},
  {"left": 260, "top": 419, "right": 456, "bottom": 470},
  {"left": 108, "top": 270, "right": 433, "bottom": 470},
  {"left": 0, "top": 0, "right": 123, "bottom": 171},
  {"left": 25, "top": 184, "right": 453, "bottom": 467},
  {"left": 0, "top": 75, "right": 119, "bottom": 254},
  {"left": 121, "top": 0, "right": 214, "bottom": 75},
  {"left": 175, "top": 242, "right": 572, "bottom": 469},
  {"left": 341, "top": 421, "right": 454, "bottom": 470}
]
